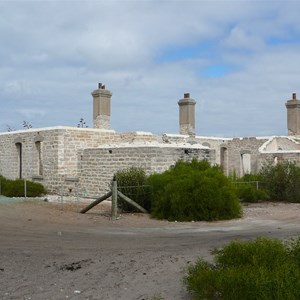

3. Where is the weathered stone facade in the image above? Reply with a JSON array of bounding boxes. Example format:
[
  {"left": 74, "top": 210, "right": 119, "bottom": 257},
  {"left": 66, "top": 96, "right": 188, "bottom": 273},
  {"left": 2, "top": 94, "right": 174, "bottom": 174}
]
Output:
[
  {"left": 1, "top": 85, "right": 300, "bottom": 198},
  {"left": 0, "top": 126, "right": 214, "bottom": 196},
  {"left": 78, "top": 144, "right": 214, "bottom": 196}
]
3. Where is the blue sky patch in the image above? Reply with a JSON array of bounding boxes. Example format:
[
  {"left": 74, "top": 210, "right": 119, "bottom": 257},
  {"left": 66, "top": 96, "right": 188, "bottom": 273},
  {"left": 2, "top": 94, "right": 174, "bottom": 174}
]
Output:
[
  {"left": 267, "top": 36, "right": 297, "bottom": 46},
  {"left": 158, "top": 41, "right": 215, "bottom": 63},
  {"left": 197, "top": 64, "right": 236, "bottom": 78}
]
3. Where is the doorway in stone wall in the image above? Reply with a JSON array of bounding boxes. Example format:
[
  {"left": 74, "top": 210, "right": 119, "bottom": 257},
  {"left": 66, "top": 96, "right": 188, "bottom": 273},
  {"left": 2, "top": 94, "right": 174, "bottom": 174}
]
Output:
[{"left": 240, "top": 151, "right": 251, "bottom": 176}]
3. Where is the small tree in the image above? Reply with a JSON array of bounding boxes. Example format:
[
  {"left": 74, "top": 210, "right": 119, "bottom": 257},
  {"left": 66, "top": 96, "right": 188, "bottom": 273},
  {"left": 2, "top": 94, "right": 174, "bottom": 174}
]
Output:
[
  {"left": 77, "top": 118, "right": 88, "bottom": 128},
  {"left": 148, "top": 159, "right": 241, "bottom": 221},
  {"left": 231, "top": 173, "right": 269, "bottom": 203},
  {"left": 184, "top": 237, "right": 300, "bottom": 300},
  {"left": 23, "top": 121, "right": 32, "bottom": 129},
  {"left": 6, "top": 125, "right": 16, "bottom": 132},
  {"left": 260, "top": 161, "right": 300, "bottom": 202}
]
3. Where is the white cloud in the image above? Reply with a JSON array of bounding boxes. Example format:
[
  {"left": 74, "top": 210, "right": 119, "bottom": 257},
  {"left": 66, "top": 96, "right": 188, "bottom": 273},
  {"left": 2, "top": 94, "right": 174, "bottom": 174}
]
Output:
[
  {"left": 222, "top": 26, "right": 265, "bottom": 50},
  {"left": 18, "top": 108, "right": 46, "bottom": 120},
  {"left": 0, "top": 0, "right": 300, "bottom": 136}
]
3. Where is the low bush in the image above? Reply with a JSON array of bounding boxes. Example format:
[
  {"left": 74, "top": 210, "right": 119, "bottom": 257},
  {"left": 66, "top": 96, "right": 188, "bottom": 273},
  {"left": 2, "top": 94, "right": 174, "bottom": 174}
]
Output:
[
  {"left": 114, "top": 167, "right": 151, "bottom": 212},
  {"left": 232, "top": 173, "right": 269, "bottom": 203},
  {"left": 260, "top": 161, "right": 300, "bottom": 202},
  {"left": 184, "top": 237, "right": 300, "bottom": 300},
  {"left": 0, "top": 175, "right": 46, "bottom": 197},
  {"left": 148, "top": 159, "right": 241, "bottom": 221}
]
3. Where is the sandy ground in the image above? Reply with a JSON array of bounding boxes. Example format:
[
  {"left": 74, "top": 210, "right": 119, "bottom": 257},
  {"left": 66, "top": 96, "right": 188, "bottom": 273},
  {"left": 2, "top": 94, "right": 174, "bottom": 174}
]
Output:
[{"left": 1, "top": 200, "right": 300, "bottom": 300}]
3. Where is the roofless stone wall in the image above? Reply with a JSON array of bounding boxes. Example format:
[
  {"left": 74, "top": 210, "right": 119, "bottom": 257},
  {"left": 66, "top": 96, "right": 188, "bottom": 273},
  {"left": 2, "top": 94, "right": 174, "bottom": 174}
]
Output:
[
  {"left": 77, "top": 146, "right": 215, "bottom": 197},
  {"left": 0, "top": 129, "right": 61, "bottom": 184},
  {"left": 0, "top": 127, "right": 215, "bottom": 195},
  {"left": 6, "top": 125, "right": 300, "bottom": 198},
  {"left": 224, "top": 137, "right": 269, "bottom": 176},
  {"left": 0, "top": 127, "right": 124, "bottom": 193},
  {"left": 260, "top": 152, "right": 300, "bottom": 167}
]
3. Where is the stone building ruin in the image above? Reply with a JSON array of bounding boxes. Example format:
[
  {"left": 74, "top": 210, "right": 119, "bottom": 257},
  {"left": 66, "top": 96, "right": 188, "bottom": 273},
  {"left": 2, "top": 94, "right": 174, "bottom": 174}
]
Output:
[{"left": 1, "top": 84, "right": 300, "bottom": 197}]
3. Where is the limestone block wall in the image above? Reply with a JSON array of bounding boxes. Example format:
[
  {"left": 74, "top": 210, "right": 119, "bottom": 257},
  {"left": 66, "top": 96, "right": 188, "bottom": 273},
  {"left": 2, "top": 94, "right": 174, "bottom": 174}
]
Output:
[
  {"left": 78, "top": 146, "right": 215, "bottom": 197},
  {"left": 61, "top": 130, "right": 160, "bottom": 179},
  {"left": 224, "top": 137, "right": 269, "bottom": 176},
  {"left": 259, "top": 152, "right": 300, "bottom": 167},
  {"left": 237, "top": 136, "right": 300, "bottom": 174},
  {"left": 4, "top": 124, "right": 282, "bottom": 195},
  {"left": 0, "top": 132, "right": 17, "bottom": 179},
  {"left": 259, "top": 136, "right": 300, "bottom": 152},
  {"left": 160, "top": 134, "right": 231, "bottom": 166},
  {"left": 1, "top": 127, "right": 209, "bottom": 195},
  {"left": 195, "top": 136, "right": 232, "bottom": 165},
  {"left": 0, "top": 128, "right": 62, "bottom": 190},
  {"left": 0, "top": 127, "right": 124, "bottom": 193},
  {"left": 161, "top": 134, "right": 200, "bottom": 146},
  {"left": 61, "top": 128, "right": 122, "bottom": 178}
]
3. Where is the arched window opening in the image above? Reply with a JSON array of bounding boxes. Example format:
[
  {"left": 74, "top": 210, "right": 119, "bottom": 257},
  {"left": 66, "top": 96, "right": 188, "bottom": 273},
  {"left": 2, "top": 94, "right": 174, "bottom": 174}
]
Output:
[
  {"left": 35, "top": 141, "right": 43, "bottom": 176},
  {"left": 16, "top": 142, "right": 22, "bottom": 179}
]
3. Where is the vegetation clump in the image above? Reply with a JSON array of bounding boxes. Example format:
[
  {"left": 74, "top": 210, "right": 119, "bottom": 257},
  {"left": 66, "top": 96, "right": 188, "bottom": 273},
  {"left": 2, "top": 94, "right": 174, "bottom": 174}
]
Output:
[
  {"left": 260, "top": 161, "right": 300, "bottom": 202},
  {"left": 184, "top": 237, "right": 300, "bottom": 300},
  {"left": 114, "top": 167, "right": 151, "bottom": 212},
  {"left": 113, "top": 160, "right": 300, "bottom": 219},
  {"left": 231, "top": 161, "right": 300, "bottom": 203},
  {"left": 0, "top": 176, "right": 46, "bottom": 197},
  {"left": 148, "top": 159, "right": 241, "bottom": 221},
  {"left": 231, "top": 173, "right": 269, "bottom": 203}
]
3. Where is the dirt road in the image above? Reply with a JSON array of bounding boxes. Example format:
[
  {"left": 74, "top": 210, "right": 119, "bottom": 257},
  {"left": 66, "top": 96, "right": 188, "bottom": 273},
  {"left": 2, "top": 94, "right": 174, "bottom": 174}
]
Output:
[{"left": 1, "top": 201, "right": 300, "bottom": 300}]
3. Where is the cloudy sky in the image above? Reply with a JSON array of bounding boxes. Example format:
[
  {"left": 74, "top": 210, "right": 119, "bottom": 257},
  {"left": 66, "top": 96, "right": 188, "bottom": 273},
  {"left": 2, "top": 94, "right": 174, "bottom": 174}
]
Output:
[{"left": 1, "top": 0, "right": 300, "bottom": 137}]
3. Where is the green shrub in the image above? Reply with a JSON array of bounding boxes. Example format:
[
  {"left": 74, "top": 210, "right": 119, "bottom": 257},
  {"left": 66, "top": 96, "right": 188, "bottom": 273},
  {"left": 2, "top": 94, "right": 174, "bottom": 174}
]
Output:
[
  {"left": 260, "top": 161, "right": 300, "bottom": 202},
  {"left": 184, "top": 237, "right": 300, "bottom": 300},
  {"left": 0, "top": 175, "right": 46, "bottom": 197},
  {"left": 148, "top": 159, "right": 241, "bottom": 221},
  {"left": 232, "top": 174, "right": 269, "bottom": 203},
  {"left": 114, "top": 167, "right": 151, "bottom": 212}
]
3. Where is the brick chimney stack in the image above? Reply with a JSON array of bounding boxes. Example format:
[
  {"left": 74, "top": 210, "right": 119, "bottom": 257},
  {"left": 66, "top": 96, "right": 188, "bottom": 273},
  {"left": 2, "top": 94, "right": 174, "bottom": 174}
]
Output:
[
  {"left": 286, "top": 92, "right": 300, "bottom": 135},
  {"left": 178, "top": 93, "right": 196, "bottom": 135},
  {"left": 91, "top": 83, "right": 112, "bottom": 129}
]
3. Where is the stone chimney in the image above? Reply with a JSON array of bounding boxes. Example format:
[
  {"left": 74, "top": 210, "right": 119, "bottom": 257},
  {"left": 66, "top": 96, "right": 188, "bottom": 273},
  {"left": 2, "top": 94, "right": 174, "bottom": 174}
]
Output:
[
  {"left": 178, "top": 93, "right": 196, "bottom": 135},
  {"left": 285, "top": 92, "right": 300, "bottom": 135},
  {"left": 91, "top": 83, "right": 112, "bottom": 129}
]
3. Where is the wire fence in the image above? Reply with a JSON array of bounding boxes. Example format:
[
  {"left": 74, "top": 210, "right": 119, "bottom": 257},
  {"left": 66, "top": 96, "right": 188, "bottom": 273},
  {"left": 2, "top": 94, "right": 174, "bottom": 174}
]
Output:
[
  {"left": 117, "top": 185, "right": 152, "bottom": 198},
  {"left": 114, "top": 185, "right": 152, "bottom": 212},
  {"left": 233, "top": 181, "right": 260, "bottom": 190},
  {"left": 233, "top": 181, "right": 269, "bottom": 191}
]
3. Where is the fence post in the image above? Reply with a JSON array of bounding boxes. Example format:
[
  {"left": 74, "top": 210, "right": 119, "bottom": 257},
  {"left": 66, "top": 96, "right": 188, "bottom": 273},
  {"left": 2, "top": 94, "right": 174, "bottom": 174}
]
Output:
[
  {"left": 76, "top": 183, "right": 80, "bottom": 212},
  {"left": 111, "top": 177, "right": 118, "bottom": 220},
  {"left": 60, "top": 181, "right": 64, "bottom": 210},
  {"left": 24, "top": 178, "right": 27, "bottom": 200},
  {"left": 256, "top": 181, "right": 259, "bottom": 190},
  {"left": 0, "top": 180, "right": 1, "bottom": 196}
]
